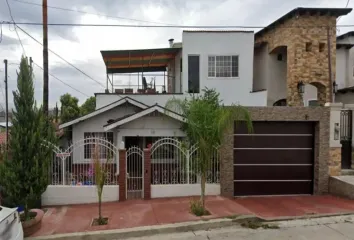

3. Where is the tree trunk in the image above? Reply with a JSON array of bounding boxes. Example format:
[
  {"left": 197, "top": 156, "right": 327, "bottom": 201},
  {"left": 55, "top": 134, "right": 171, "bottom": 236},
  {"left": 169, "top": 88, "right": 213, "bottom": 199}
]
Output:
[
  {"left": 200, "top": 172, "right": 206, "bottom": 209},
  {"left": 98, "top": 191, "right": 102, "bottom": 221}
]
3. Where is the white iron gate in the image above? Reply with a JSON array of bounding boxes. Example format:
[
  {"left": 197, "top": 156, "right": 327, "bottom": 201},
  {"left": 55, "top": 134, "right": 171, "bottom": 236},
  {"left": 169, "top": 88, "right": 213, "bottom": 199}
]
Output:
[{"left": 126, "top": 146, "right": 144, "bottom": 199}]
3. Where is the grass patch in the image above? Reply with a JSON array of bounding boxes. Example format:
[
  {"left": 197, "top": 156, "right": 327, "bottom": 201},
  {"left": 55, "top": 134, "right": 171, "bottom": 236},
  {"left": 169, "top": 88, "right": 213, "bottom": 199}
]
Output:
[
  {"left": 226, "top": 214, "right": 240, "bottom": 220},
  {"left": 238, "top": 218, "right": 279, "bottom": 230},
  {"left": 190, "top": 200, "right": 210, "bottom": 217}
]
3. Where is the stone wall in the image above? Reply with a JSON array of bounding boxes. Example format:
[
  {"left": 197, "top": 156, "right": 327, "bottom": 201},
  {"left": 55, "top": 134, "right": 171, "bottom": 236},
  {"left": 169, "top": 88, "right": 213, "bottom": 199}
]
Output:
[
  {"left": 256, "top": 14, "right": 337, "bottom": 106},
  {"left": 220, "top": 106, "right": 330, "bottom": 197},
  {"left": 329, "top": 147, "right": 341, "bottom": 176}
]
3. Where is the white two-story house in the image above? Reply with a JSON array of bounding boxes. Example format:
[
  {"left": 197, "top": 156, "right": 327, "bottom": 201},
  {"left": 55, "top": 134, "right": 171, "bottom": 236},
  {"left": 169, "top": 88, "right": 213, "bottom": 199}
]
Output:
[{"left": 60, "top": 30, "right": 266, "bottom": 162}]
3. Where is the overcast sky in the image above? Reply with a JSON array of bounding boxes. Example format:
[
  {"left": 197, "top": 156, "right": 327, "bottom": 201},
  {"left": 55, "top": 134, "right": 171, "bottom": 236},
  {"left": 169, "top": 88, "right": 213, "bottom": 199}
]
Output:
[{"left": 0, "top": 0, "right": 354, "bottom": 110}]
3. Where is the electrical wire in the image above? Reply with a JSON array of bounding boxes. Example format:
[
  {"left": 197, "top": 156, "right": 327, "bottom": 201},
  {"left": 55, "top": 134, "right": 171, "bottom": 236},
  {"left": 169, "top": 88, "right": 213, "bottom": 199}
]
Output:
[
  {"left": 1, "top": 21, "right": 354, "bottom": 28},
  {"left": 12, "top": 0, "right": 177, "bottom": 26},
  {"left": 33, "top": 61, "right": 90, "bottom": 97},
  {"left": 338, "top": 0, "right": 351, "bottom": 22},
  {"left": 15, "top": 25, "right": 106, "bottom": 89},
  {"left": 5, "top": 0, "right": 25, "bottom": 54}
]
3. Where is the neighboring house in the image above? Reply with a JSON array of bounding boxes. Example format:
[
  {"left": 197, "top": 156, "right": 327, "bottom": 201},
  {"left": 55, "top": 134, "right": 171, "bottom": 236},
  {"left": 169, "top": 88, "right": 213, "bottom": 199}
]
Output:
[{"left": 252, "top": 7, "right": 352, "bottom": 107}]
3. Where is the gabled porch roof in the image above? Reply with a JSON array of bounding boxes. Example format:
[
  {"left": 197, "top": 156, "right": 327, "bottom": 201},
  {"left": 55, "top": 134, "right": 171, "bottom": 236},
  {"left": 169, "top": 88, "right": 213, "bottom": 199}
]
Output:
[
  {"left": 59, "top": 97, "right": 148, "bottom": 129},
  {"left": 103, "top": 104, "right": 185, "bottom": 131}
]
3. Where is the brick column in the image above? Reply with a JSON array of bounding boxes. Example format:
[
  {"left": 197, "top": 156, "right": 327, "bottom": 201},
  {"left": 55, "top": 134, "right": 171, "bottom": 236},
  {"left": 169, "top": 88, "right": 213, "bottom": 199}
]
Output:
[
  {"left": 143, "top": 148, "right": 151, "bottom": 200},
  {"left": 119, "top": 149, "right": 126, "bottom": 201}
]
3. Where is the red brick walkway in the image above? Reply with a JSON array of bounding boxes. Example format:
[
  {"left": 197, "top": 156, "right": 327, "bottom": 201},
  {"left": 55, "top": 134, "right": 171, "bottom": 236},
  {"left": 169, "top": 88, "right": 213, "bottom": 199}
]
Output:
[{"left": 33, "top": 195, "right": 354, "bottom": 237}]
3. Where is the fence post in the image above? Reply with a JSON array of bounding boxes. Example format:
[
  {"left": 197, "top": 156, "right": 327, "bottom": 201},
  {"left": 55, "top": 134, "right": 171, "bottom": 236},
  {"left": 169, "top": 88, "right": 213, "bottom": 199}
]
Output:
[
  {"left": 119, "top": 149, "right": 126, "bottom": 201},
  {"left": 186, "top": 150, "right": 190, "bottom": 184},
  {"left": 62, "top": 157, "right": 66, "bottom": 185},
  {"left": 143, "top": 148, "right": 151, "bottom": 200}
]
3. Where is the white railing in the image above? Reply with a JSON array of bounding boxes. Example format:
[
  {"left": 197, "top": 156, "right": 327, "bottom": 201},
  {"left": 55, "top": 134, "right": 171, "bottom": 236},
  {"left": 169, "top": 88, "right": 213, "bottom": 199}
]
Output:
[
  {"left": 150, "top": 138, "right": 220, "bottom": 185},
  {"left": 49, "top": 137, "right": 118, "bottom": 186}
]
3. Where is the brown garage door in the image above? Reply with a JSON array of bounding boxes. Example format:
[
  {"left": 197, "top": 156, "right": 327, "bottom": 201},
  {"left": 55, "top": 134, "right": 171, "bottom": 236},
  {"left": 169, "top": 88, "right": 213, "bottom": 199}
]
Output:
[{"left": 234, "top": 121, "right": 314, "bottom": 196}]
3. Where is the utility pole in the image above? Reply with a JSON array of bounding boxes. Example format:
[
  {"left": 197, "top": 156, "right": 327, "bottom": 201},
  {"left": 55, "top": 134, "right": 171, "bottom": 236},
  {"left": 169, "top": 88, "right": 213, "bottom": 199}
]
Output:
[
  {"left": 4, "top": 60, "right": 8, "bottom": 150},
  {"left": 327, "top": 26, "right": 333, "bottom": 102},
  {"left": 42, "top": 0, "right": 49, "bottom": 116}
]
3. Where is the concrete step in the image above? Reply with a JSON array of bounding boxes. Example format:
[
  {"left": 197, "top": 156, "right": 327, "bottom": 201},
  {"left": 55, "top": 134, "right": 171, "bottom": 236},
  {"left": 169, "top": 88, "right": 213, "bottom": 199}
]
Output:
[
  {"left": 341, "top": 169, "right": 354, "bottom": 176},
  {"left": 329, "top": 176, "right": 354, "bottom": 199}
]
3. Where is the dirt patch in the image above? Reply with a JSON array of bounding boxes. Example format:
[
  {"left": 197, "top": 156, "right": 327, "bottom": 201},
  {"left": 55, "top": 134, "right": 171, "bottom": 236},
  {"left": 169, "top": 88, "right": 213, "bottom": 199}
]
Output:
[{"left": 91, "top": 217, "right": 109, "bottom": 226}]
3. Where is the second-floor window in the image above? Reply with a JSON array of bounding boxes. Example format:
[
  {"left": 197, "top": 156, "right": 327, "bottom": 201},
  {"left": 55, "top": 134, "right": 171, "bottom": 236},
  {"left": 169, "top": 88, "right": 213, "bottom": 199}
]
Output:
[{"left": 208, "top": 55, "right": 239, "bottom": 78}]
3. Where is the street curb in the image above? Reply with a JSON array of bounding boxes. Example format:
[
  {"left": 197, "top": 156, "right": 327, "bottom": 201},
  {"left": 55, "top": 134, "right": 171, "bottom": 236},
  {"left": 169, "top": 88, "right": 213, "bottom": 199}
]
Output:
[
  {"left": 25, "top": 216, "right": 256, "bottom": 240},
  {"left": 258, "top": 212, "right": 354, "bottom": 222}
]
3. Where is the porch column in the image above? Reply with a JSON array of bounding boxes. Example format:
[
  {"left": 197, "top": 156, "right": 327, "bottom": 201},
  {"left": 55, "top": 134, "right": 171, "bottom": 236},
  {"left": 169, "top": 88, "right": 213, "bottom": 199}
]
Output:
[
  {"left": 143, "top": 148, "right": 151, "bottom": 200},
  {"left": 119, "top": 149, "right": 126, "bottom": 201}
]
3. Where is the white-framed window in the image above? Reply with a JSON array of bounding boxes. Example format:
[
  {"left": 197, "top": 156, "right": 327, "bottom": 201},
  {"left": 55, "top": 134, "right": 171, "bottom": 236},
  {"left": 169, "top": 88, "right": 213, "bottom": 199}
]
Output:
[
  {"left": 84, "top": 132, "right": 113, "bottom": 159},
  {"left": 208, "top": 55, "right": 239, "bottom": 78}
]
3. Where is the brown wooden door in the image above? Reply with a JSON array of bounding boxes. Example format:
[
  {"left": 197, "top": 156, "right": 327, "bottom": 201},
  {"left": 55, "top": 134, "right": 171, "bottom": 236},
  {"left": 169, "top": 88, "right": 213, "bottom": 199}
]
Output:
[{"left": 233, "top": 121, "right": 314, "bottom": 196}]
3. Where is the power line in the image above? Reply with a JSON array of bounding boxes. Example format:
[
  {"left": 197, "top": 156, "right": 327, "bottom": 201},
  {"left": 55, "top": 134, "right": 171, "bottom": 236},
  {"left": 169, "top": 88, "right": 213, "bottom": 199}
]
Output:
[
  {"left": 2, "top": 21, "right": 354, "bottom": 28},
  {"left": 14, "top": 25, "right": 106, "bottom": 89},
  {"left": 5, "top": 0, "right": 25, "bottom": 54},
  {"left": 338, "top": 0, "right": 351, "bottom": 21},
  {"left": 12, "top": 0, "right": 177, "bottom": 26},
  {"left": 33, "top": 61, "right": 90, "bottom": 97}
]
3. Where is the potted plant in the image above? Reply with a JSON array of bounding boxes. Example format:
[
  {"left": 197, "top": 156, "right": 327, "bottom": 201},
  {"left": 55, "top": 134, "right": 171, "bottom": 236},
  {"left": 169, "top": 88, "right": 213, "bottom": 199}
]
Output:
[{"left": 0, "top": 57, "right": 56, "bottom": 237}]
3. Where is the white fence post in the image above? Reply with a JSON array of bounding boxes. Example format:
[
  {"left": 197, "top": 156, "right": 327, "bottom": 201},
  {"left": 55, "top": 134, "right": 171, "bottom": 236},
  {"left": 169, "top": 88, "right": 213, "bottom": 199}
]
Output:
[
  {"left": 62, "top": 157, "right": 66, "bottom": 185},
  {"left": 186, "top": 150, "right": 190, "bottom": 184}
]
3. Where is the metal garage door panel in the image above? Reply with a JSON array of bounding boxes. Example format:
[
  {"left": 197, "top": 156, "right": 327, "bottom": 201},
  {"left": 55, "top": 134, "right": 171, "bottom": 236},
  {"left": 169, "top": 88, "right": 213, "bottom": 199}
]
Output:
[
  {"left": 233, "top": 149, "right": 313, "bottom": 164},
  {"left": 235, "top": 121, "right": 314, "bottom": 134},
  {"left": 234, "top": 181, "right": 313, "bottom": 196},
  {"left": 233, "top": 165, "right": 313, "bottom": 180},
  {"left": 234, "top": 135, "right": 313, "bottom": 148}
]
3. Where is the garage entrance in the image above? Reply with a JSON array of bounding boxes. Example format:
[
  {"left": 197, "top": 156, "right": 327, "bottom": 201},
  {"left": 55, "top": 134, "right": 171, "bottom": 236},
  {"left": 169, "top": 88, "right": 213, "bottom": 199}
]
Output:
[{"left": 234, "top": 121, "right": 314, "bottom": 196}]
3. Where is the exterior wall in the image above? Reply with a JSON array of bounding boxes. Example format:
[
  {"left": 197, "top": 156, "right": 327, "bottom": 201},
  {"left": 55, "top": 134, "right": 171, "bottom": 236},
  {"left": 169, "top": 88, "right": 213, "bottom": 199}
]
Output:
[
  {"left": 182, "top": 31, "right": 267, "bottom": 106},
  {"left": 72, "top": 104, "right": 140, "bottom": 163},
  {"left": 336, "top": 92, "right": 354, "bottom": 104},
  {"left": 117, "top": 114, "right": 186, "bottom": 145},
  {"left": 151, "top": 184, "right": 220, "bottom": 198},
  {"left": 303, "top": 84, "right": 318, "bottom": 106},
  {"left": 41, "top": 185, "right": 119, "bottom": 206},
  {"left": 336, "top": 48, "right": 348, "bottom": 89},
  {"left": 220, "top": 107, "right": 330, "bottom": 198},
  {"left": 253, "top": 44, "right": 287, "bottom": 106},
  {"left": 255, "top": 14, "right": 337, "bottom": 106},
  {"left": 337, "top": 36, "right": 354, "bottom": 89},
  {"left": 174, "top": 51, "right": 182, "bottom": 93}
]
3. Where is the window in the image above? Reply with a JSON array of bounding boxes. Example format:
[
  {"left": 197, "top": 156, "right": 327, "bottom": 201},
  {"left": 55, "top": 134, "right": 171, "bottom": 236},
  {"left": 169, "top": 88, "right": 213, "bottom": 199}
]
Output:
[
  {"left": 208, "top": 55, "right": 239, "bottom": 78},
  {"left": 306, "top": 42, "right": 312, "bottom": 52},
  {"left": 277, "top": 54, "right": 283, "bottom": 61},
  {"left": 84, "top": 132, "right": 113, "bottom": 159},
  {"left": 319, "top": 43, "right": 325, "bottom": 52},
  {"left": 308, "top": 100, "right": 319, "bottom": 107}
]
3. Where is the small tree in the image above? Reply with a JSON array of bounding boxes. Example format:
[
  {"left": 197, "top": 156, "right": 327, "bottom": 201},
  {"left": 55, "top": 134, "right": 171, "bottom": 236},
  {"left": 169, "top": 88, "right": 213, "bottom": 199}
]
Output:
[
  {"left": 166, "top": 88, "right": 252, "bottom": 213},
  {"left": 80, "top": 96, "right": 96, "bottom": 116},
  {"left": 92, "top": 144, "right": 111, "bottom": 225},
  {"left": 0, "top": 57, "right": 56, "bottom": 220}
]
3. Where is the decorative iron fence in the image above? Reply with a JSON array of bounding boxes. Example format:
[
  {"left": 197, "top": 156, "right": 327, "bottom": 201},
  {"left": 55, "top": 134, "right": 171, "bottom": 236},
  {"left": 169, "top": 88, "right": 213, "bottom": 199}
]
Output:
[
  {"left": 150, "top": 138, "right": 220, "bottom": 185},
  {"left": 48, "top": 137, "right": 118, "bottom": 186}
]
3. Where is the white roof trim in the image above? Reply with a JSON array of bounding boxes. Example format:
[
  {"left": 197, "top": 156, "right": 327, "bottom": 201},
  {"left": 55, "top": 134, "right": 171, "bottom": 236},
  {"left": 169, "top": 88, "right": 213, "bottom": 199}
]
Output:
[
  {"left": 104, "top": 105, "right": 185, "bottom": 131},
  {"left": 59, "top": 97, "right": 147, "bottom": 129}
]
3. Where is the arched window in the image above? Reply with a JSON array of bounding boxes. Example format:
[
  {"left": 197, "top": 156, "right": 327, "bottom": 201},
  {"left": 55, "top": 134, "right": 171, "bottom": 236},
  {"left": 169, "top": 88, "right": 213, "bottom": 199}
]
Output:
[{"left": 273, "top": 99, "right": 287, "bottom": 106}]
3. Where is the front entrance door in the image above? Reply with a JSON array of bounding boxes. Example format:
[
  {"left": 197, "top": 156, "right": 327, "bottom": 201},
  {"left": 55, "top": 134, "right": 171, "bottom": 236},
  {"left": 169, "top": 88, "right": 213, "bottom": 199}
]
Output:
[{"left": 126, "top": 147, "right": 144, "bottom": 200}]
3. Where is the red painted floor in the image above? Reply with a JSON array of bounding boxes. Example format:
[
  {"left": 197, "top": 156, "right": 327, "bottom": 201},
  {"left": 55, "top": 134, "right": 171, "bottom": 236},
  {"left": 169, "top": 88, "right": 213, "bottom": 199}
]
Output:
[
  {"left": 32, "top": 195, "right": 354, "bottom": 237},
  {"left": 234, "top": 195, "right": 354, "bottom": 220},
  {"left": 32, "top": 196, "right": 251, "bottom": 237}
]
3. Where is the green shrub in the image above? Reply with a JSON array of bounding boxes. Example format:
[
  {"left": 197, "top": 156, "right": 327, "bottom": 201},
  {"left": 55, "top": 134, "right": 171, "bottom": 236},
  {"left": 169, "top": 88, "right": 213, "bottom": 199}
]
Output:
[{"left": 190, "top": 199, "right": 210, "bottom": 216}]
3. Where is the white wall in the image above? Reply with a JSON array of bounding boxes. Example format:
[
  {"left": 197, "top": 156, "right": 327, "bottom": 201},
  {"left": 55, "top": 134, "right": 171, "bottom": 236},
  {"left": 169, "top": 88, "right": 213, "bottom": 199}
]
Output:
[
  {"left": 337, "top": 36, "right": 354, "bottom": 90},
  {"left": 72, "top": 104, "right": 140, "bottom": 162},
  {"left": 325, "top": 103, "right": 343, "bottom": 147},
  {"left": 253, "top": 44, "right": 287, "bottom": 106},
  {"left": 182, "top": 31, "right": 266, "bottom": 106},
  {"left": 151, "top": 184, "right": 220, "bottom": 198},
  {"left": 41, "top": 185, "right": 119, "bottom": 206},
  {"left": 337, "top": 48, "right": 348, "bottom": 90},
  {"left": 303, "top": 84, "right": 318, "bottom": 106},
  {"left": 95, "top": 94, "right": 186, "bottom": 109},
  {"left": 117, "top": 114, "right": 186, "bottom": 145}
]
